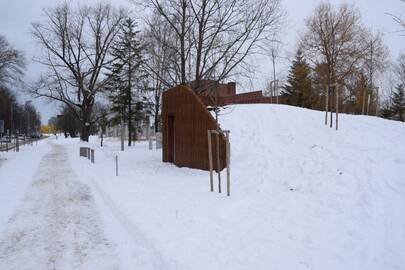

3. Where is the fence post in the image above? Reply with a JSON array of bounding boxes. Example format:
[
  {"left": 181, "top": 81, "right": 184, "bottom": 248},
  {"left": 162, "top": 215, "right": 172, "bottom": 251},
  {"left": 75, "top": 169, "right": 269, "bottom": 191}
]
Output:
[
  {"left": 91, "top": 149, "right": 95, "bottom": 163},
  {"left": 207, "top": 130, "right": 214, "bottom": 192},
  {"left": 87, "top": 148, "right": 91, "bottom": 160},
  {"left": 80, "top": 147, "right": 86, "bottom": 157},
  {"left": 115, "top": 155, "right": 118, "bottom": 176},
  {"left": 15, "top": 134, "right": 19, "bottom": 152}
]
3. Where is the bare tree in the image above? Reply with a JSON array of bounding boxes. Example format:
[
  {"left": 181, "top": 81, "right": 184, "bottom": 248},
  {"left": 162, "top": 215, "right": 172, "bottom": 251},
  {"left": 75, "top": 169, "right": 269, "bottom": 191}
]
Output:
[
  {"left": 30, "top": 3, "right": 126, "bottom": 141},
  {"left": 141, "top": 0, "right": 284, "bottom": 88},
  {"left": 301, "top": 2, "right": 370, "bottom": 130},
  {"left": 397, "top": 54, "right": 405, "bottom": 85},
  {"left": 387, "top": 0, "right": 405, "bottom": 34},
  {"left": 0, "top": 35, "right": 25, "bottom": 87},
  {"left": 142, "top": 11, "right": 178, "bottom": 131},
  {"left": 140, "top": 0, "right": 284, "bottom": 124},
  {"left": 361, "top": 31, "right": 389, "bottom": 115}
]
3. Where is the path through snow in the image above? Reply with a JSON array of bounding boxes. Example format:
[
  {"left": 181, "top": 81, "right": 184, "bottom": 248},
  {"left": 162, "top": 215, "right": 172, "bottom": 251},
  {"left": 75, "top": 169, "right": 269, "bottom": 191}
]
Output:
[{"left": 0, "top": 143, "right": 119, "bottom": 270}]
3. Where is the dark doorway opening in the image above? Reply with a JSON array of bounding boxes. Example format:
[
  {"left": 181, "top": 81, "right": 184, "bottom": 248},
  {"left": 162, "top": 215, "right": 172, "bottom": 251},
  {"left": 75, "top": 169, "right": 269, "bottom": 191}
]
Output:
[{"left": 167, "top": 115, "right": 175, "bottom": 162}]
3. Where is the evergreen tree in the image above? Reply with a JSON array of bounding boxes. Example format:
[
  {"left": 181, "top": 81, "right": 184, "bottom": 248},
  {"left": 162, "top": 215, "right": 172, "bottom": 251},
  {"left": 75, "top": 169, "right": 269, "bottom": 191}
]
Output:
[
  {"left": 379, "top": 101, "right": 393, "bottom": 120},
  {"left": 391, "top": 84, "right": 405, "bottom": 122},
  {"left": 283, "top": 49, "right": 314, "bottom": 108},
  {"left": 106, "top": 18, "right": 144, "bottom": 146}
]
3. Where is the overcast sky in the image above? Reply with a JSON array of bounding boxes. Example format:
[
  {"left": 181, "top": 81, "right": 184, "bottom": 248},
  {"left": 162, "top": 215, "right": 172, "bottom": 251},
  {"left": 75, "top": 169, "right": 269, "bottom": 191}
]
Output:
[{"left": 0, "top": 0, "right": 404, "bottom": 122}]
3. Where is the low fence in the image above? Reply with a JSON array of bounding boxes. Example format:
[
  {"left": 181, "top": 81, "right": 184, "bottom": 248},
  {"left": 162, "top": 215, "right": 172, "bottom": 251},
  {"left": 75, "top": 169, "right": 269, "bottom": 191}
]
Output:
[
  {"left": 79, "top": 147, "right": 95, "bottom": 163},
  {"left": 0, "top": 136, "right": 42, "bottom": 152}
]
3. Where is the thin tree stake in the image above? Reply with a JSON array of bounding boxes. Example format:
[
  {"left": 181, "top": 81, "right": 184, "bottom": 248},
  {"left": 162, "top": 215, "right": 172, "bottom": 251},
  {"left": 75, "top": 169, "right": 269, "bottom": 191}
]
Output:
[
  {"left": 207, "top": 130, "right": 214, "bottom": 192},
  {"left": 216, "top": 132, "right": 221, "bottom": 193}
]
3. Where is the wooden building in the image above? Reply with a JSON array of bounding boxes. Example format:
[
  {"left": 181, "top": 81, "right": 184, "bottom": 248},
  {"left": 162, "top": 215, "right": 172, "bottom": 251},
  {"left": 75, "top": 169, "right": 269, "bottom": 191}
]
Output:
[
  {"left": 162, "top": 83, "right": 285, "bottom": 171},
  {"left": 162, "top": 85, "right": 227, "bottom": 171}
]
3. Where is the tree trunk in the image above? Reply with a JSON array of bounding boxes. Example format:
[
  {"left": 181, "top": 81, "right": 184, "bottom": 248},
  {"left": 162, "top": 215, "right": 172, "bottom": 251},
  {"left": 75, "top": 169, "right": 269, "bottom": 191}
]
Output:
[
  {"left": 336, "top": 85, "right": 339, "bottom": 130},
  {"left": 80, "top": 103, "right": 92, "bottom": 142},
  {"left": 330, "top": 86, "right": 333, "bottom": 128},
  {"left": 325, "top": 85, "right": 329, "bottom": 125},
  {"left": 128, "top": 94, "right": 132, "bottom": 147},
  {"left": 154, "top": 99, "right": 160, "bottom": 133},
  {"left": 180, "top": 1, "right": 187, "bottom": 85},
  {"left": 194, "top": 0, "right": 207, "bottom": 91},
  {"left": 100, "top": 129, "right": 104, "bottom": 147},
  {"left": 128, "top": 45, "right": 133, "bottom": 147},
  {"left": 80, "top": 123, "right": 91, "bottom": 142}
]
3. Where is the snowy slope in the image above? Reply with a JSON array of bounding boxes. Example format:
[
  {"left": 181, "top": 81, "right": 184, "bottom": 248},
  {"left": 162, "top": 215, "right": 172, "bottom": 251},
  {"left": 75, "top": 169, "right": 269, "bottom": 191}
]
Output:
[
  {"left": 53, "top": 104, "right": 405, "bottom": 270},
  {"left": 218, "top": 104, "right": 405, "bottom": 269}
]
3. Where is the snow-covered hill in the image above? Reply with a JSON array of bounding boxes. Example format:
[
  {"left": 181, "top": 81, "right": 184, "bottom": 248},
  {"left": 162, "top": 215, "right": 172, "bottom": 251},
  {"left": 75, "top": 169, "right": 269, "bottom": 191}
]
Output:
[
  {"left": 218, "top": 104, "right": 405, "bottom": 269},
  {"left": 3, "top": 104, "right": 400, "bottom": 269},
  {"left": 66, "top": 104, "right": 403, "bottom": 270}
]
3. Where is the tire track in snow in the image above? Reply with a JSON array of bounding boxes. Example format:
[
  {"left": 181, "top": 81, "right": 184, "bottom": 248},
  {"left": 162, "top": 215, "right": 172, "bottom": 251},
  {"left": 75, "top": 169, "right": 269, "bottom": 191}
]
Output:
[
  {"left": 85, "top": 176, "right": 170, "bottom": 269},
  {"left": 0, "top": 143, "right": 119, "bottom": 270}
]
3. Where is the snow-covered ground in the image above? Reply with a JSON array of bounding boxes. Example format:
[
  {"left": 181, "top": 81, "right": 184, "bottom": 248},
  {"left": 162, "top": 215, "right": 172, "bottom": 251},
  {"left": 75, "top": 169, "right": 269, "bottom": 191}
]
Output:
[
  {"left": 0, "top": 104, "right": 404, "bottom": 269},
  {"left": 0, "top": 140, "right": 51, "bottom": 231}
]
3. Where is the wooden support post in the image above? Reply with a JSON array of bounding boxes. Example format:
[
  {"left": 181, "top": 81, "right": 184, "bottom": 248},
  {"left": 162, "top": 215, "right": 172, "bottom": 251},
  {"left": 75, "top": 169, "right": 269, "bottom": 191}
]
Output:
[
  {"left": 115, "top": 155, "right": 118, "bottom": 176},
  {"left": 207, "top": 130, "right": 214, "bottom": 192},
  {"left": 225, "top": 131, "right": 230, "bottom": 196},
  {"left": 216, "top": 131, "right": 221, "bottom": 193},
  {"left": 91, "top": 149, "right": 95, "bottom": 163}
]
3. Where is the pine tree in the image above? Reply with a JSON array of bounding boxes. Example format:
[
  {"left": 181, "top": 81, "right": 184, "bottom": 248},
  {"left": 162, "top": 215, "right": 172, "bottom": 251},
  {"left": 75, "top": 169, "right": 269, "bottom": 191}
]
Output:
[
  {"left": 106, "top": 18, "right": 144, "bottom": 146},
  {"left": 283, "top": 49, "right": 314, "bottom": 108},
  {"left": 380, "top": 101, "right": 392, "bottom": 119},
  {"left": 391, "top": 84, "right": 405, "bottom": 122}
]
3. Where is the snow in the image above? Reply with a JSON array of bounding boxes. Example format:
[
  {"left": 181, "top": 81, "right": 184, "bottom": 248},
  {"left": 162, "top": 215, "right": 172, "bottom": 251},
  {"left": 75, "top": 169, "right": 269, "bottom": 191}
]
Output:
[
  {"left": 0, "top": 143, "right": 119, "bottom": 269},
  {"left": 0, "top": 104, "right": 404, "bottom": 269},
  {"left": 0, "top": 140, "right": 51, "bottom": 232}
]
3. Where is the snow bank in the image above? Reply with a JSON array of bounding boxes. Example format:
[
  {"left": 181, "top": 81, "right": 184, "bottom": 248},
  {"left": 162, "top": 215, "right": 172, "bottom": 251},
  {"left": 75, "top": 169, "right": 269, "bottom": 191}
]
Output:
[
  {"left": 59, "top": 104, "right": 405, "bottom": 270},
  {"left": 0, "top": 140, "right": 51, "bottom": 231}
]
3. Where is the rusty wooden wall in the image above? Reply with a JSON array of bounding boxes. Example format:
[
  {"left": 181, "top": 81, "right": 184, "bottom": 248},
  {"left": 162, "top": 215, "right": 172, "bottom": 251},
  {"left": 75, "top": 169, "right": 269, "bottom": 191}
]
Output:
[{"left": 162, "top": 85, "right": 226, "bottom": 171}]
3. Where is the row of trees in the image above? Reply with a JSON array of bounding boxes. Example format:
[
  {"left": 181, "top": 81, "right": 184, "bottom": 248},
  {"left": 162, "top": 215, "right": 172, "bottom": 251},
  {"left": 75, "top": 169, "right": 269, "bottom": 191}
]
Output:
[
  {"left": 30, "top": 0, "right": 285, "bottom": 141},
  {"left": 26, "top": 1, "right": 405, "bottom": 143},
  {"left": 281, "top": 2, "right": 390, "bottom": 129},
  {"left": 0, "top": 35, "right": 41, "bottom": 135},
  {"left": 0, "top": 87, "right": 41, "bottom": 135},
  {"left": 380, "top": 54, "right": 405, "bottom": 121}
]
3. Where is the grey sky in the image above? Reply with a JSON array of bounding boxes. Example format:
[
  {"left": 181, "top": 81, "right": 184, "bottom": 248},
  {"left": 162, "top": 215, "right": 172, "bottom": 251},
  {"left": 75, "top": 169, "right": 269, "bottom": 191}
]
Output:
[{"left": 0, "top": 0, "right": 404, "bottom": 122}]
